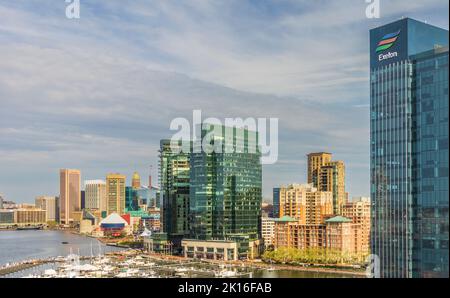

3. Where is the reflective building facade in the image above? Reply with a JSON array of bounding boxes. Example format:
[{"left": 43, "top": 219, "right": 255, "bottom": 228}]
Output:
[
  {"left": 159, "top": 139, "right": 191, "bottom": 246},
  {"left": 189, "top": 124, "right": 262, "bottom": 246},
  {"left": 370, "top": 18, "right": 448, "bottom": 278}
]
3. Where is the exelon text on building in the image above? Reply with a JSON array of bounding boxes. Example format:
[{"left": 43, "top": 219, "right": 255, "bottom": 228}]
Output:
[{"left": 370, "top": 18, "right": 449, "bottom": 278}]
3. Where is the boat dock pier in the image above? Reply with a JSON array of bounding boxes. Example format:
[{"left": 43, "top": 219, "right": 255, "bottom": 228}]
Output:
[{"left": 0, "top": 256, "right": 95, "bottom": 277}]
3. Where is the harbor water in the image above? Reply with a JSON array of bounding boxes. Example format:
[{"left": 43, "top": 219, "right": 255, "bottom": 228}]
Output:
[
  {"left": 0, "top": 230, "right": 121, "bottom": 266},
  {"left": 0, "top": 230, "right": 361, "bottom": 278}
]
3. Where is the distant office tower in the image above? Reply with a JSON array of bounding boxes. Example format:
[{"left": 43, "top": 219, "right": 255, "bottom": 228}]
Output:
[
  {"left": 159, "top": 139, "right": 191, "bottom": 246},
  {"left": 136, "top": 185, "right": 159, "bottom": 208},
  {"left": 81, "top": 191, "right": 85, "bottom": 210},
  {"left": 307, "top": 153, "right": 346, "bottom": 214},
  {"left": 277, "top": 184, "right": 333, "bottom": 225},
  {"left": 272, "top": 188, "right": 280, "bottom": 218},
  {"left": 370, "top": 18, "right": 448, "bottom": 278},
  {"left": 59, "top": 169, "right": 81, "bottom": 225},
  {"left": 84, "top": 180, "right": 106, "bottom": 211},
  {"left": 106, "top": 174, "right": 126, "bottom": 215},
  {"left": 132, "top": 171, "right": 141, "bottom": 189},
  {"left": 125, "top": 186, "right": 139, "bottom": 211},
  {"left": 0, "top": 194, "right": 3, "bottom": 209},
  {"left": 189, "top": 125, "right": 262, "bottom": 246},
  {"left": 35, "top": 196, "right": 58, "bottom": 222}
]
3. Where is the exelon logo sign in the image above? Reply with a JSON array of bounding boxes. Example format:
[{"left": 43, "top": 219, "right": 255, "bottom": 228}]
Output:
[{"left": 376, "top": 30, "right": 400, "bottom": 62}]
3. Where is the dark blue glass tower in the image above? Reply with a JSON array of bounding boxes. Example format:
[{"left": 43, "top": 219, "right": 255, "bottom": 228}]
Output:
[{"left": 370, "top": 18, "right": 448, "bottom": 278}]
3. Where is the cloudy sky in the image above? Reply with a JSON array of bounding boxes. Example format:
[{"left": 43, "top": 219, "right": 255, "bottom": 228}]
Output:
[{"left": 0, "top": 0, "right": 448, "bottom": 203}]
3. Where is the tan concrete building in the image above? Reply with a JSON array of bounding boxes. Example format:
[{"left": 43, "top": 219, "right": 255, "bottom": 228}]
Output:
[
  {"left": 59, "top": 169, "right": 81, "bottom": 225},
  {"left": 106, "top": 174, "right": 126, "bottom": 215},
  {"left": 307, "top": 153, "right": 347, "bottom": 214},
  {"left": 318, "top": 160, "right": 346, "bottom": 214},
  {"left": 261, "top": 217, "right": 276, "bottom": 248},
  {"left": 307, "top": 152, "right": 332, "bottom": 187},
  {"left": 342, "top": 197, "right": 371, "bottom": 253},
  {"left": 278, "top": 184, "right": 333, "bottom": 225},
  {"left": 273, "top": 216, "right": 326, "bottom": 249},
  {"left": 35, "top": 196, "right": 58, "bottom": 222},
  {"left": 14, "top": 209, "right": 46, "bottom": 224},
  {"left": 84, "top": 180, "right": 106, "bottom": 212},
  {"left": 273, "top": 215, "right": 366, "bottom": 256}
]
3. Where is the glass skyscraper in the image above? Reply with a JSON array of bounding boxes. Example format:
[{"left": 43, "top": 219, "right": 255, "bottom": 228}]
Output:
[
  {"left": 370, "top": 18, "right": 448, "bottom": 278},
  {"left": 159, "top": 139, "right": 191, "bottom": 249},
  {"left": 189, "top": 124, "right": 262, "bottom": 249}
]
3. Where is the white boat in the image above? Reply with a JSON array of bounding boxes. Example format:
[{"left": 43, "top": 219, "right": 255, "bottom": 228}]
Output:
[{"left": 215, "top": 270, "right": 237, "bottom": 277}]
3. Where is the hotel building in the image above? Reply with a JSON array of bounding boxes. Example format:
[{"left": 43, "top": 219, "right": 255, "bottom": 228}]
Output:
[
  {"left": 35, "top": 196, "right": 58, "bottom": 222},
  {"left": 13, "top": 208, "right": 46, "bottom": 224},
  {"left": 106, "top": 174, "right": 126, "bottom": 215},
  {"left": 59, "top": 169, "right": 81, "bottom": 225},
  {"left": 84, "top": 180, "right": 106, "bottom": 212},
  {"left": 370, "top": 18, "right": 448, "bottom": 277}
]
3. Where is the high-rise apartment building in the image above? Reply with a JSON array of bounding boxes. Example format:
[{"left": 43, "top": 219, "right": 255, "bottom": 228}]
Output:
[
  {"left": 84, "top": 180, "right": 106, "bottom": 212},
  {"left": 189, "top": 124, "right": 262, "bottom": 257},
  {"left": 277, "top": 184, "right": 333, "bottom": 225},
  {"left": 307, "top": 153, "right": 346, "bottom": 214},
  {"left": 159, "top": 139, "right": 191, "bottom": 247},
  {"left": 307, "top": 152, "right": 332, "bottom": 187},
  {"left": 35, "top": 196, "right": 58, "bottom": 222},
  {"left": 318, "top": 161, "right": 347, "bottom": 214},
  {"left": 106, "top": 174, "right": 126, "bottom": 215},
  {"left": 261, "top": 217, "right": 276, "bottom": 249},
  {"left": 370, "top": 18, "right": 448, "bottom": 278},
  {"left": 59, "top": 169, "right": 81, "bottom": 225}
]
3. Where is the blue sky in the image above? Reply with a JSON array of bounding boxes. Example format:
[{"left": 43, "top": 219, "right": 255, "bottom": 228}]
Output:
[{"left": 0, "top": 0, "right": 449, "bottom": 203}]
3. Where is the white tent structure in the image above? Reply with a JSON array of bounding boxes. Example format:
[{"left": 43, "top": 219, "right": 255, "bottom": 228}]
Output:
[{"left": 99, "top": 213, "right": 129, "bottom": 227}]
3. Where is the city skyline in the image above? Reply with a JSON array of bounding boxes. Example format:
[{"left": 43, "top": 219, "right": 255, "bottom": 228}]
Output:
[{"left": 1, "top": 1, "right": 449, "bottom": 203}]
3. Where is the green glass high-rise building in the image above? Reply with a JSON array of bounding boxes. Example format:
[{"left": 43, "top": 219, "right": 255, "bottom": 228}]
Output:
[
  {"left": 189, "top": 124, "right": 262, "bottom": 251},
  {"left": 159, "top": 139, "right": 191, "bottom": 250},
  {"left": 370, "top": 18, "right": 448, "bottom": 278}
]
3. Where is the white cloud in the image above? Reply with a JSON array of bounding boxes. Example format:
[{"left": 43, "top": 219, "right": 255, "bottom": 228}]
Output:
[{"left": 0, "top": 0, "right": 448, "bottom": 202}]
